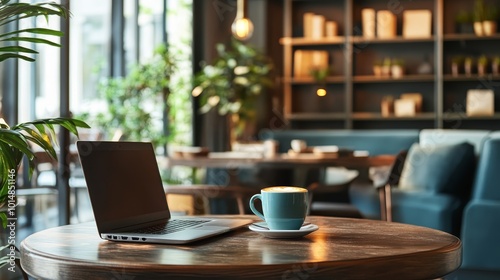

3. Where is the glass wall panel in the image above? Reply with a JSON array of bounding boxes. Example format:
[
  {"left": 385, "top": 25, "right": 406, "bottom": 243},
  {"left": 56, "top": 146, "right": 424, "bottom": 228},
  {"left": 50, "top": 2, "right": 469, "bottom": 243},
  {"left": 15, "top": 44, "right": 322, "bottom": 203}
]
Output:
[{"left": 69, "top": 0, "right": 111, "bottom": 116}]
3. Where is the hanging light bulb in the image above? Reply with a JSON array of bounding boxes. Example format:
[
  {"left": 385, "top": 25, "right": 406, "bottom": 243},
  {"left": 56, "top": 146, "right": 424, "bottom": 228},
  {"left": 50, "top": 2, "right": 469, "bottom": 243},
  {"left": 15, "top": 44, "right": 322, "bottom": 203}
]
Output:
[{"left": 231, "top": 0, "right": 254, "bottom": 40}]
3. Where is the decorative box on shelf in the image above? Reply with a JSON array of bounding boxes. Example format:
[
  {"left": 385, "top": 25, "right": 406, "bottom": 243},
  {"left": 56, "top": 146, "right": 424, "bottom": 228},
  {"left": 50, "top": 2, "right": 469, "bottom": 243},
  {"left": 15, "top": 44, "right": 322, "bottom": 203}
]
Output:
[{"left": 466, "top": 89, "right": 494, "bottom": 116}]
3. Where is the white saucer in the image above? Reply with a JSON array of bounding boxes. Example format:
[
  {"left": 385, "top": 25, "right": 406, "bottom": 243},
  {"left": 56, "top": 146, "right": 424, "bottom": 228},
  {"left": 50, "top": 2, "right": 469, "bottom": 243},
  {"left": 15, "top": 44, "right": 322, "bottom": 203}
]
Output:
[{"left": 248, "top": 222, "right": 319, "bottom": 239}]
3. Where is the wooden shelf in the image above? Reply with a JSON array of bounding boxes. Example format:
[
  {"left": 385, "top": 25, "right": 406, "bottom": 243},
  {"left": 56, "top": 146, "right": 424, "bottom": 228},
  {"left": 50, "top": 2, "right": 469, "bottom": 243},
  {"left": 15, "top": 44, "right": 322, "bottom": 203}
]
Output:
[
  {"left": 443, "top": 33, "right": 500, "bottom": 41},
  {"left": 285, "top": 76, "right": 346, "bottom": 84},
  {"left": 281, "top": 0, "right": 500, "bottom": 130},
  {"left": 443, "top": 74, "right": 500, "bottom": 82},
  {"left": 351, "top": 36, "right": 435, "bottom": 44},
  {"left": 353, "top": 75, "right": 435, "bottom": 83},
  {"left": 443, "top": 113, "right": 500, "bottom": 120},
  {"left": 352, "top": 112, "right": 436, "bottom": 121},
  {"left": 288, "top": 113, "right": 347, "bottom": 121},
  {"left": 280, "top": 37, "right": 345, "bottom": 46}
]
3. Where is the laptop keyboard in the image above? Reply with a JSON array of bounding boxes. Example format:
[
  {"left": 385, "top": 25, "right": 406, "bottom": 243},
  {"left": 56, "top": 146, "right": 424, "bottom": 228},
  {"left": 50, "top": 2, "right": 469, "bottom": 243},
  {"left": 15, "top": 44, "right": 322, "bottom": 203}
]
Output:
[{"left": 134, "top": 219, "right": 210, "bottom": 235}]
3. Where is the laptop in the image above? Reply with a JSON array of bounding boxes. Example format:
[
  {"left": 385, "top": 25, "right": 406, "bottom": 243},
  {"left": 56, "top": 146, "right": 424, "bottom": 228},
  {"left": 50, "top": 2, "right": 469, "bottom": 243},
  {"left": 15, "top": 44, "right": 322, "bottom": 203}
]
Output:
[{"left": 76, "top": 141, "right": 253, "bottom": 244}]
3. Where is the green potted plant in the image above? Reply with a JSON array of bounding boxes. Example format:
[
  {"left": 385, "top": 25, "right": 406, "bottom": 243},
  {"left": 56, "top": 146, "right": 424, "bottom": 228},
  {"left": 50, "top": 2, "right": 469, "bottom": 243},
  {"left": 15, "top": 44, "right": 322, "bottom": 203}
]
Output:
[
  {"left": 492, "top": 55, "right": 500, "bottom": 75},
  {"left": 451, "top": 56, "right": 464, "bottom": 76},
  {"left": 455, "top": 10, "right": 474, "bottom": 34},
  {"left": 464, "top": 56, "right": 474, "bottom": 76},
  {"left": 391, "top": 58, "right": 405, "bottom": 78},
  {"left": 372, "top": 59, "right": 382, "bottom": 77},
  {"left": 473, "top": 0, "right": 485, "bottom": 36},
  {"left": 192, "top": 39, "right": 273, "bottom": 143},
  {"left": 381, "top": 57, "right": 391, "bottom": 76},
  {"left": 477, "top": 55, "right": 489, "bottom": 75},
  {"left": 483, "top": 6, "right": 498, "bottom": 36}
]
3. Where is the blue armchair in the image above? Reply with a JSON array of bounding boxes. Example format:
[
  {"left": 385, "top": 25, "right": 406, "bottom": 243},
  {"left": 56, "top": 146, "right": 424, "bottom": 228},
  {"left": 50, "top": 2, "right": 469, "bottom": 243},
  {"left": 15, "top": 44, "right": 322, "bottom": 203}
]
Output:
[
  {"left": 351, "top": 141, "right": 477, "bottom": 236},
  {"left": 460, "top": 138, "right": 500, "bottom": 271}
]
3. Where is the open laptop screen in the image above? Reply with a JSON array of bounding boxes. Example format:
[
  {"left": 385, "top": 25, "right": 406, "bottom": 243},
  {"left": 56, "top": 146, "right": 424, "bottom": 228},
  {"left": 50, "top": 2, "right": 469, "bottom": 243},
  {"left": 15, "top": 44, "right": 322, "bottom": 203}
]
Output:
[{"left": 77, "top": 141, "right": 170, "bottom": 232}]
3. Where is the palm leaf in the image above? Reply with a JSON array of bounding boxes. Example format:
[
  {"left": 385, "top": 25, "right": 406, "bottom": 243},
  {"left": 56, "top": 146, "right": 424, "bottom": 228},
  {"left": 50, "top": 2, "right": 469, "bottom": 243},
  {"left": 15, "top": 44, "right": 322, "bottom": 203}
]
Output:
[
  {"left": 0, "top": 0, "right": 68, "bottom": 62},
  {"left": 0, "top": 28, "right": 64, "bottom": 38},
  {"left": 0, "top": 45, "right": 38, "bottom": 54},
  {"left": 2, "top": 37, "right": 61, "bottom": 47},
  {"left": 0, "top": 52, "right": 35, "bottom": 62}
]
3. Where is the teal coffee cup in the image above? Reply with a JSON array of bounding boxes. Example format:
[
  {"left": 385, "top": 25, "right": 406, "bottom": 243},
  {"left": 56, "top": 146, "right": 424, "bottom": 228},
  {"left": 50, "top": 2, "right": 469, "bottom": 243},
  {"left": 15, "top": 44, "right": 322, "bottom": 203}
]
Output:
[{"left": 249, "top": 186, "right": 309, "bottom": 230}]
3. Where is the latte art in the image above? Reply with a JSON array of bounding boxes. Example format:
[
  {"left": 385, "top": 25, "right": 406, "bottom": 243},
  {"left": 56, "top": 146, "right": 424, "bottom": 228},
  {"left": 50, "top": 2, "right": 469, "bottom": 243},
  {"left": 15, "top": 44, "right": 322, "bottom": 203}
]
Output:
[{"left": 263, "top": 186, "right": 307, "bottom": 193}]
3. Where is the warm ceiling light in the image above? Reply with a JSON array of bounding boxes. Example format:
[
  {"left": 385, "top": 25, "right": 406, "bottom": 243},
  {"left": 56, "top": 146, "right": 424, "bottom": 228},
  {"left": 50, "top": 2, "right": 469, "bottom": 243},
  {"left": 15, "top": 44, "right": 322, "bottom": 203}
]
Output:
[{"left": 231, "top": 0, "right": 254, "bottom": 40}]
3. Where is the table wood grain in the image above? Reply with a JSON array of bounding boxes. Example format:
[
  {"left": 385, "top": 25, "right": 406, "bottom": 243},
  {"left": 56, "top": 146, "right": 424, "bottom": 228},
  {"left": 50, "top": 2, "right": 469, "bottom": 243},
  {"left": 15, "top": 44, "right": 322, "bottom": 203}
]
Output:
[{"left": 20, "top": 216, "right": 461, "bottom": 280}]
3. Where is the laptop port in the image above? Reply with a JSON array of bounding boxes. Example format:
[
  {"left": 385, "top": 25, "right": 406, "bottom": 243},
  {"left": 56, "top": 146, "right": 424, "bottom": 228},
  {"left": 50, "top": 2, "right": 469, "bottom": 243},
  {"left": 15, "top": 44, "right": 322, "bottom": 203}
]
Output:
[
  {"left": 107, "top": 235, "right": 112, "bottom": 239},
  {"left": 132, "top": 237, "right": 139, "bottom": 241},
  {"left": 113, "top": 236, "right": 117, "bottom": 240},
  {"left": 141, "top": 238, "right": 146, "bottom": 241},
  {"left": 121, "top": 236, "right": 128, "bottom": 240}
]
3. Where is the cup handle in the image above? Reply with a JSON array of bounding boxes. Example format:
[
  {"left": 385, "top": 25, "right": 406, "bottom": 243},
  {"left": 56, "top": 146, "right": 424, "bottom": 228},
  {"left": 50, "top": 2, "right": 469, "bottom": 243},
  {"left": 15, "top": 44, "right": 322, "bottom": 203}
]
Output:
[{"left": 249, "top": 194, "right": 265, "bottom": 221}]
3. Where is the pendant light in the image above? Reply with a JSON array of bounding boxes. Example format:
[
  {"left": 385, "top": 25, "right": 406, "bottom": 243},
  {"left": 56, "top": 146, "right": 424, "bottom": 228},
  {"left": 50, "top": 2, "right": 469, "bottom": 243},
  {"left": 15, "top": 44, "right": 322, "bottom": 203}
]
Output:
[{"left": 231, "top": 0, "right": 254, "bottom": 40}]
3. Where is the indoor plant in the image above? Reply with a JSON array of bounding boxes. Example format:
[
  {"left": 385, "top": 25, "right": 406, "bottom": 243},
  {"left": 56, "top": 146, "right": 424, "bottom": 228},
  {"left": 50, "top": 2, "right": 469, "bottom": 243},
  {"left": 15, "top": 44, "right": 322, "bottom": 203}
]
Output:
[
  {"left": 477, "top": 55, "right": 489, "bottom": 75},
  {"left": 391, "top": 58, "right": 405, "bottom": 78},
  {"left": 192, "top": 39, "right": 273, "bottom": 143},
  {"left": 473, "top": 0, "right": 486, "bottom": 36},
  {"left": 492, "top": 55, "right": 500, "bottom": 75},
  {"left": 0, "top": 0, "right": 69, "bottom": 61},
  {"left": 0, "top": 118, "right": 89, "bottom": 224},
  {"left": 381, "top": 57, "right": 391, "bottom": 76},
  {"left": 87, "top": 44, "right": 175, "bottom": 149},
  {"left": 455, "top": 10, "right": 474, "bottom": 34},
  {"left": 464, "top": 56, "right": 474, "bottom": 76},
  {"left": 0, "top": 1, "right": 87, "bottom": 276},
  {"left": 451, "top": 56, "right": 464, "bottom": 76}
]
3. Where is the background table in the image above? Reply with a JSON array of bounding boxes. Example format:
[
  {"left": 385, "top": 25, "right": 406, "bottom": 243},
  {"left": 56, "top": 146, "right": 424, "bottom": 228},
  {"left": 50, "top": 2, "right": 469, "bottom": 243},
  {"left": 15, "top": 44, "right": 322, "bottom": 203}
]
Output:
[
  {"left": 163, "top": 153, "right": 396, "bottom": 169},
  {"left": 21, "top": 216, "right": 461, "bottom": 280}
]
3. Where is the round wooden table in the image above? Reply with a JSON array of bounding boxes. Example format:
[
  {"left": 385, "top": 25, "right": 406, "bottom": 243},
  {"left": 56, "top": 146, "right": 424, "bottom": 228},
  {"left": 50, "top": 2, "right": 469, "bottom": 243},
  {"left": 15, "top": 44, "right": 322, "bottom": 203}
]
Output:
[{"left": 20, "top": 216, "right": 461, "bottom": 280}]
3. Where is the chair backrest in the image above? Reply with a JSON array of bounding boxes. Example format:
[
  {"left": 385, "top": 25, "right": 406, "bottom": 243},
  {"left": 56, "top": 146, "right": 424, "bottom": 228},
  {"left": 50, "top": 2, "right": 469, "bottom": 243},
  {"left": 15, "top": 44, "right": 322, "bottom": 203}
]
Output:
[
  {"left": 398, "top": 142, "right": 475, "bottom": 196},
  {"left": 419, "top": 129, "right": 491, "bottom": 155},
  {"left": 470, "top": 138, "right": 500, "bottom": 201}
]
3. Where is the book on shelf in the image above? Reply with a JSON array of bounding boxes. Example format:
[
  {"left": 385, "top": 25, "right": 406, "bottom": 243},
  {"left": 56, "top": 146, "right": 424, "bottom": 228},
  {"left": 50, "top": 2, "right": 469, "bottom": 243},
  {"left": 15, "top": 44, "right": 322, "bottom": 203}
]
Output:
[
  {"left": 377, "top": 10, "right": 397, "bottom": 38},
  {"left": 303, "top": 12, "right": 337, "bottom": 39},
  {"left": 303, "top": 12, "right": 314, "bottom": 38},
  {"left": 362, "top": 8, "right": 376, "bottom": 38},
  {"left": 325, "top": 21, "right": 338, "bottom": 37},
  {"left": 311, "top": 14, "right": 325, "bottom": 39},
  {"left": 293, "top": 50, "right": 329, "bottom": 78}
]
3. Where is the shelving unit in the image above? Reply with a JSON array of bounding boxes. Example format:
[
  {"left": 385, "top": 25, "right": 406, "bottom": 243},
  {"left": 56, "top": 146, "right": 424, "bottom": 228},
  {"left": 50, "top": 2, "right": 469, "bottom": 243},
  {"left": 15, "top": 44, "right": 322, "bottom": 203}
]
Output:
[{"left": 280, "top": 0, "right": 500, "bottom": 130}]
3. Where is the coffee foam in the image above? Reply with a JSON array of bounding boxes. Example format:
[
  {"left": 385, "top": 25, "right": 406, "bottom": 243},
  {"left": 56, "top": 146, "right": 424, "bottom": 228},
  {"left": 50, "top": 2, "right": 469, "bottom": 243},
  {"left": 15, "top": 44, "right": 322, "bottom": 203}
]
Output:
[{"left": 262, "top": 186, "right": 307, "bottom": 193}]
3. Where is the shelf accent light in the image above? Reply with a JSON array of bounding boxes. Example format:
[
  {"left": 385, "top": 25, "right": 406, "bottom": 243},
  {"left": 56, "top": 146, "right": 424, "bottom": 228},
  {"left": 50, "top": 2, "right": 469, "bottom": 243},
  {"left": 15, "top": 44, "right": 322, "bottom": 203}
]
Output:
[
  {"left": 231, "top": 0, "right": 254, "bottom": 40},
  {"left": 316, "top": 88, "right": 327, "bottom": 97}
]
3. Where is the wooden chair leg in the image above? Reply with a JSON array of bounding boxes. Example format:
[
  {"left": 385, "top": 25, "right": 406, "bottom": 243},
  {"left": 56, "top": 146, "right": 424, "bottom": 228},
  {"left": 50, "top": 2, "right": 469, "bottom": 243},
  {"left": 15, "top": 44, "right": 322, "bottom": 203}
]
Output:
[
  {"left": 236, "top": 196, "right": 245, "bottom": 215},
  {"left": 384, "top": 184, "right": 392, "bottom": 222},
  {"left": 378, "top": 186, "right": 387, "bottom": 221}
]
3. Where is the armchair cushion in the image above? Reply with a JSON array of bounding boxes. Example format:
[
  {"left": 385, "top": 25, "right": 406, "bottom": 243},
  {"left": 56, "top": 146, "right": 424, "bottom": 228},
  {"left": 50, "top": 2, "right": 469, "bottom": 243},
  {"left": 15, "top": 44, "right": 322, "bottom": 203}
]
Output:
[
  {"left": 391, "top": 190, "right": 461, "bottom": 233},
  {"left": 399, "top": 142, "right": 475, "bottom": 195}
]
